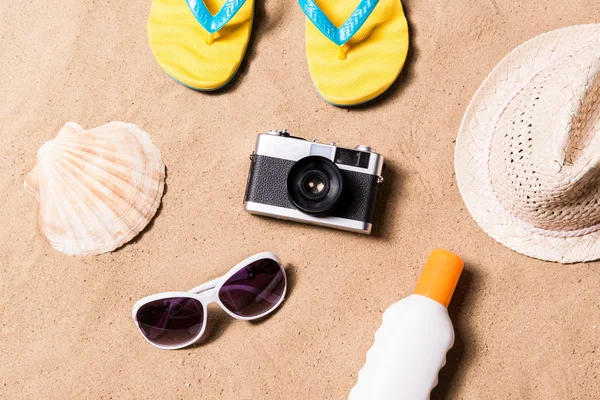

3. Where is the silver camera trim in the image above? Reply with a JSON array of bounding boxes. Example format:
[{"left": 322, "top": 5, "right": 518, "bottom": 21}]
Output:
[
  {"left": 254, "top": 132, "right": 384, "bottom": 177},
  {"left": 244, "top": 202, "right": 373, "bottom": 234},
  {"left": 243, "top": 131, "right": 384, "bottom": 234}
]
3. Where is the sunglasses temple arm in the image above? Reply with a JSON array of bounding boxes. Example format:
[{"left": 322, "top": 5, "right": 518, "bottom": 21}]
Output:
[{"left": 188, "top": 277, "right": 223, "bottom": 294}]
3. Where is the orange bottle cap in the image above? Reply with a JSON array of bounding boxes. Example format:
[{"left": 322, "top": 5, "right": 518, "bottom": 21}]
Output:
[{"left": 413, "top": 249, "right": 464, "bottom": 308}]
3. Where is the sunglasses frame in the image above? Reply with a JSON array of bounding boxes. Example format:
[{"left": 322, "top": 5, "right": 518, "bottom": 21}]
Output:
[{"left": 132, "top": 252, "right": 287, "bottom": 350}]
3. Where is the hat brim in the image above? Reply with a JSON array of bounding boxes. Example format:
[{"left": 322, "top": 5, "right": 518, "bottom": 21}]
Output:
[{"left": 455, "top": 24, "right": 600, "bottom": 263}]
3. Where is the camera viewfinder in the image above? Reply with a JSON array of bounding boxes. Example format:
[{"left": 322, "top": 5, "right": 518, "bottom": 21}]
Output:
[{"left": 335, "top": 148, "right": 371, "bottom": 168}]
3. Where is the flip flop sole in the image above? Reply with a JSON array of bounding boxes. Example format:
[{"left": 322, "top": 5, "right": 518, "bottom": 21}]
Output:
[
  {"left": 305, "top": 0, "right": 409, "bottom": 106},
  {"left": 148, "top": 0, "right": 254, "bottom": 91}
]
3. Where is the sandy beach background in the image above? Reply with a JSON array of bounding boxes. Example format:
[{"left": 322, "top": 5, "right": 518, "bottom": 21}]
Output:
[{"left": 1, "top": 0, "right": 600, "bottom": 398}]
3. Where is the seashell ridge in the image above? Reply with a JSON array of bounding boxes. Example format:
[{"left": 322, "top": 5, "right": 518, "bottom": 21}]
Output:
[{"left": 24, "top": 121, "right": 166, "bottom": 256}]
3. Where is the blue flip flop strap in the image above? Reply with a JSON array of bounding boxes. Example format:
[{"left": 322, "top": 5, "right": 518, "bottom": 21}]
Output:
[
  {"left": 299, "top": 0, "right": 379, "bottom": 46},
  {"left": 186, "top": 0, "right": 248, "bottom": 34}
]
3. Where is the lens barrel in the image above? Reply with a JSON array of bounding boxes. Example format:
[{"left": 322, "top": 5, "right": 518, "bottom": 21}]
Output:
[{"left": 286, "top": 156, "right": 343, "bottom": 216}]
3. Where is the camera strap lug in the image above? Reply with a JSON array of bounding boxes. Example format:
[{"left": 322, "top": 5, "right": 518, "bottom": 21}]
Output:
[
  {"left": 244, "top": 153, "right": 257, "bottom": 203},
  {"left": 377, "top": 176, "right": 384, "bottom": 184}
]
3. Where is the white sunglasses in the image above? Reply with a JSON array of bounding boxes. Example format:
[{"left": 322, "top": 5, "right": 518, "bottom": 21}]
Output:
[{"left": 132, "top": 252, "right": 287, "bottom": 350}]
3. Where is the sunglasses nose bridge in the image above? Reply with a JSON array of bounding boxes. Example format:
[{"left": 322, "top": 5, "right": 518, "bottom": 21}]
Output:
[{"left": 196, "top": 289, "right": 219, "bottom": 305}]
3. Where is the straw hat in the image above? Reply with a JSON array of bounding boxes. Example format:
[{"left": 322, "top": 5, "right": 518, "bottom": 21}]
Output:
[{"left": 455, "top": 24, "right": 600, "bottom": 263}]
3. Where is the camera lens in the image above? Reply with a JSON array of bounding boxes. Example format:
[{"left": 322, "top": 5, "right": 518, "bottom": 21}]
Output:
[
  {"left": 300, "top": 170, "right": 329, "bottom": 200},
  {"left": 287, "top": 156, "right": 343, "bottom": 216}
]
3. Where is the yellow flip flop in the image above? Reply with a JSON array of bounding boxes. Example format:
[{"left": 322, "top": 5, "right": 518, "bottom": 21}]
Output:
[
  {"left": 148, "top": 0, "right": 254, "bottom": 90},
  {"left": 300, "top": 0, "right": 409, "bottom": 106}
]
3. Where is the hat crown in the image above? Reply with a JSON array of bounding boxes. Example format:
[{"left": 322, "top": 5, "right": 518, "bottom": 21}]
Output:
[{"left": 489, "top": 40, "right": 600, "bottom": 233}]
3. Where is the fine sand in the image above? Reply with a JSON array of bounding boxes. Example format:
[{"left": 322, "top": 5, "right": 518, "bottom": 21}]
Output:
[{"left": 1, "top": 1, "right": 600, "bottom": 399}]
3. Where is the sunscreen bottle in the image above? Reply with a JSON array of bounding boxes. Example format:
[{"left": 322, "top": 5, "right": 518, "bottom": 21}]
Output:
[{"left": 348, "top": 249, "right": 464, "bottom": 400}]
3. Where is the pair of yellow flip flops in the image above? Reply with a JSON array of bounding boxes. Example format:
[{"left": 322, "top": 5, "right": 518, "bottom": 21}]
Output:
[{"left": 148, "top": 0, "right": 409, "bottom": 106}]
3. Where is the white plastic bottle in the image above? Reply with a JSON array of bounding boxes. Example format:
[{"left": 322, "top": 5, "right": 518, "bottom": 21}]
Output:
[{"left": 348, "top": 249, "right": 464, "bottom": 400}]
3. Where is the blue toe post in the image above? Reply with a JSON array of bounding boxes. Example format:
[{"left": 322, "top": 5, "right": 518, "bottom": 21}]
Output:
[
  {"left": 186, "top": 0, "right": 248, "bottom": 34},
  {"left": 298, "top": 0, "right": 379, "bottom": 46}
]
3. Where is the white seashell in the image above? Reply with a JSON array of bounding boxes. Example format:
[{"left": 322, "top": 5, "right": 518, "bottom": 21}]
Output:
[{"left": 24, "top": 121, "right": 166, "bottom": 256}]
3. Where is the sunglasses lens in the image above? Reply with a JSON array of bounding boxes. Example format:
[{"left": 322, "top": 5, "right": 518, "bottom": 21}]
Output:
[
  {"left": 136, "top": 297, "right": 204, "bottom": 347},
  {"left": 219, "top": 258, "right": 286, "bottom": 318}
]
